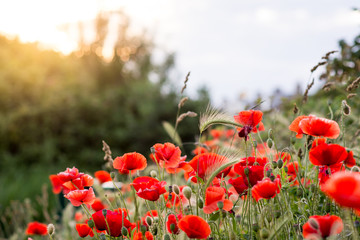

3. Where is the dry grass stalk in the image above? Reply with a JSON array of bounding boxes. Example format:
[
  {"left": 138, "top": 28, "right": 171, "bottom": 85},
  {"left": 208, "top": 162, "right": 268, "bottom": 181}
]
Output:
[
  {"left": 321, "top": 50, "right": 338, "bottom": 60},
  {"left": 322, "top": 82, "right": 334, "bottom": 92},
  {"left": 178, "top": 97, "right": 189, "bottom": 108},
  {"left": 311, "top": 61, "right": 327, "bottom": 73},
  {"left": 176, "top": 111, "right": 197, "bottom": 124},
  {"left": 347, "top": 93, "right": 357, "bottom": 99},
  {"left": 181, "top": 72, "right": 190, "bottom": 94},
  {"left": 346, "top": 77, "right": 360, "bottom": 92},
  {"left": 102, "top": 140, "right": 113, "bottom": 163},
  {"left": 303, "top": 79, "right": 314, "bottom": 104}
]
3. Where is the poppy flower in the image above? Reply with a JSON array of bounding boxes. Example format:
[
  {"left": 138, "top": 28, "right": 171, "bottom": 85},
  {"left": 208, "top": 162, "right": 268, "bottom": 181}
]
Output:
[
  {"left": 164, "top": 192, "right": 181, "bottom": 208},
  {"left": 203, "top": 187, "right": 233, "bottom": 214},
  {"left": 344, "top": 150, "right": 356, "bottom": 167},
  {"left": 113, "top": 152, "right": 147, "bottom": 174},
  {"left": 289, "top": 115, "right": 340, "bottom": 139},
  {"left": 49, "top": 175, "right": 63, "bottom": 194},
  {"left": 252, "top": 176, "right": 281, "bottom": 201},
  {"left": 309, "top": 143, "right": 347, "bottom": 167},
  {"left": 187, "top": 153, "right": 232, "bottom": 182},
  {"left": 311, "top": 138, "right": 327, "bottom": 148},
  {"left": 233, "top": 157, "right": 268, "bottom": 187},
  {"left": 142, "top": 210, "right": 158, "bottom": 227},
  {"left": 62, "top": 174, "right": 94, "bottom": 194},
  {"left": 65, "top": 187, "right": 96, "bottom": 207},
  {"left": 228, "top": 176, "right": 248, "bottom": 195},
  {"left": 178, "top": 215, "right": 211, "bottom": 239},
  {"left": 302, "top": 215, "right": 343, "bottom": 239},
  {"left": 318, "top": 163, "right": 345, "bottom": 187},
  {"left": 165, "top": 156, "right": 191, "bottom": 174},
  {"left": 76, "top": 223, "right": 92, "bottom": 238},
  {"left": 234, "top": 110, "right": 263, "bottom": 140},
  {"left": 151, "top": 142, "right": 184, "bottom": 169},
  {"left": 166, "top": 214, "right": 181, "bottom": 234},
  {"left": 92, "top": 210, "right": 132, "bottom": 236},
  {"left": 57, "top": 167, "right": 84, "bottom": 182},
  {"left": 94, "top": 170, "right": 112, "bottom": 184},
  {"left": 286, "top": 161, "right": 299, "bottom": 183},
  {"left": 133, "top": 230, "right": 154, "bottom": 240},
  {"left": 192, "top": 146, "right": 209, "bottom": 155},
  {"left": 91, "top": 198, "right": 106, "bottom": 211},
  {"left": 131, "top": 176, "right": 167, "bottom": 201},
  {"left": 25, "top": 222, "right": 48, "bottom": 235},
  {"left": 322, "top": 171, "right": 360, "bottom": 211}
]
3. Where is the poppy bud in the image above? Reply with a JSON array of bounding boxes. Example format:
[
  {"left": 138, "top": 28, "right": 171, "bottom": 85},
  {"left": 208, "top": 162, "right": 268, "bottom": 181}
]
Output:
[
  {"left": 151, "top": 226, "right": 158, "bottom": 235},
  {"left": 277, "top": 159, "right": 283, "bottom": 169},
  {"left": 260, "top": 228, "right": 270, "bottom": 239},
  {"left": 342, "top": 100, "right": 351, "bottom": 116},
  {"left": 293, "top": 103, "right": 299, "bottom": 114},
  {"left": 150, "top": 170, "right": 157, "bottom": 178},
  {"left": 198, "top": 198, "right": 204, "bottom": 209},
  {"left": 266, "top": 169, "right": 272, "bottom": 178},
  {"left": 140, "top": 225, "right": 147, "bottom": 235},
  {"left": 309, "top": 218, "right": 319, "bottom": 230},
  {"left": 270, "top": 174, "right": 275, "bottom": 182},
  {"left": 102, "top": 209, "right": 107, "bottom": 217},
  {"left": 297, "top": 148, "right": 303, "bottom": 159},
  {"left": 267, "top": 138, "right": 274, "bottom": 149},
  {"left": 272, "top": 161, "right": 277, "bottom": 168},
  {"left": 150, "top": 147, "right": 156, "bottom": 154},
  {"left": 110, "top": 172, "right": 116, "bottom": 179},
  {"left": 173, "top": 185, "right": 180, "bottom": 195},
  {"left": 253, "top": 223, "right": 259, "bottom": 232},
  {"left": 170, "top": 223, "right": 176, "bottom": 232},
  {"left": 351, "top": 166, "right": 360, "bottom": 172},
  {"left": 87, "top": 220, "right": 94, "bottom": 228},
  {"left": 153, "top": 217, "right": 159, "bottom": 223},
  {"left": 183, "top": 186, "right": 192, "bottom": 200},
  {"left": 217, "top": 201, "right": 224, "bottom": 210},
  {"left": 168, "top": 185, "right": 173, "bottom": 194},
  {"left": 100, "top": 233, "right": 106, "bottom": 240},
  {"left": 268, "top": 129, "right": 273, "bottom": 139},
  {"left": 47, "top": 224, "right": 55, "bottom": 235},
  {"left": 121, "top": 226, "right": 128, "bottom": 236},
  {"left": 164, "top": 234, "right": 171, "bottom": 240},
  {"left": 168, "top": 193, "right": 172, "bottom": 201},
  {"left": 244, "top": 167, "right": 250, "bottom": 176},
  {"left": 146, "top": 216, "right": 153, "bottom": 226},
  {"left": 284, "top": 166, "right": 288, "bottom": 173}
]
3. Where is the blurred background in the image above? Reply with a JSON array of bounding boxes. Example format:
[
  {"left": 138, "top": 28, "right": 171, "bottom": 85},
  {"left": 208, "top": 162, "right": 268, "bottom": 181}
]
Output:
[{"left": 0, "top": 0, "right": 359, "bottom": 237}]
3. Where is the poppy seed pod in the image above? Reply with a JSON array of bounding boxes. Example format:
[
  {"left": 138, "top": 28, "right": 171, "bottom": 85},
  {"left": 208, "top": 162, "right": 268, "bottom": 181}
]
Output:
[
  {"left": 244, "top": 167, "right": 250, "bottom": 176},
  {"left": 308, "top": 218, "right": 319, "bottom": 230},
  {"left": 164, "top": 233, "right": 171, "bottom": 240},
  {"left": 277, "top": 159, "right": 283, "bottom": 169},
  {"left": 170, "top": 223, "right": 176, "bottom": 232},
  {"left": 198, "top": 198, "right": 204, "bottom": 209},
  {"left": 146, "top": 216, "right": 153, "bottom": 226},
  {"left": 121, "top": 226, "right": 128, "bottom": 236},
  {"left": 182, "top": 186, "right": 192, "bottom": 200},
  {"left": 87, "top": 219, "right": 94, "bottom": 228},
  {"left": 150, "top": 170, "right": 157, "bottom": 178},
  {"left": 267, "top": 138, "right": 274, "bottom": 149},
  {"left": 140, "top": 225, "right": 147, "bottom": 234}
]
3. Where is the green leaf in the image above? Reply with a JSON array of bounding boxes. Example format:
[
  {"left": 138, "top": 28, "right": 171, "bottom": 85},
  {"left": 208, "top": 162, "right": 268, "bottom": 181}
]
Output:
[{"left": 209, "top": 212, "right": 220, "bottom": 221}]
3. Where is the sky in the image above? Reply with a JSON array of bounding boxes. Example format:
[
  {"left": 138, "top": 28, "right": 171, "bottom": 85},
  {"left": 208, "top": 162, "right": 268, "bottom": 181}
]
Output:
[{"left": 0, "top": 0, "right": 359, "bottom": 108}]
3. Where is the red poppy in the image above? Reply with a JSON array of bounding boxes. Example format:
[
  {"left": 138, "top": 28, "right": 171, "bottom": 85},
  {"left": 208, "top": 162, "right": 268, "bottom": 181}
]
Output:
[
  {"left": 49, "top": 175, "right": 63, "bottom": 194},
  {"left": 151, "top": 142, "right": 183, "bottom": 169},
  {"left": 94, "top": 170, "right": 112, "bottom": 184},
  {"left": 302, "top": 215, "right": 343, "bottom": 239},
  {"left": 309, "top": 143, "right": 347, "bottom": 167},
  {"left": 311, "top": 138, "right": 327, "bottom": 148},
  {"left": 228, "top": 176, "right": 248, "bottom": 195},
  {"left": 233, "top": 157, "right": 268, "bottom": 187},
  {"left": 286, "top": 161, "right": 299, "bottom": 183},
  {"left": 142, "top": 210, "right": 158, "bottom": 227},
  {"left": 92, "top": 210, "right": 132, "bottom": 237},
  {"left": 62, "top": 174, "right": 94, "bottom": 194},
  {"left": 166, "top": 214, "right": 181, "bottom": 234},
  {"left": 289, "top": 115, "right": 340, "bottom": 139},
  {"left": 178, "top": 215, "right": 211, "bottom": 239},
  {"left": 131, "top": 176, "right": 167, "bottom": 201},
  {"left": 252, "top": 176, "right": 281, "bottom": 202},
  {"left": 133, "top": 230, "right": 154, "bottom": 240},
  {"left": 318, "top": 164, "right": 345, "bottom": 187},
  {"left": 113, "top": 152, "right": 147, "bottom": 174},
  {"left": 234, "top": 110, "right": 263, "bottom": 140},
  {"left": 187, "top": 153, "right": 232, "bottom": 182},
  {"left": 25, "top": 222, "right": 48, "bottom": 235},
  {"left": 322, "top": 171, "right": 360, "bottom": 211},
  {"left": 91, "top": 198, "right": 106, "bottom": 211},
  {"left": 165, "top": 156, "right": 191, "bottom": 174},
  {"left": 203, "top": 187, "right": 233, "bottom": 214},
  {"left": 65, "top": 187, "right": 95, "bottom": 207},
  {"left": 76, "top": 223, "right": 92, "bottom": 238},
  {"left": 344, "top": 150, "right": 356, "bottom": 167},
  {"left": 57, "top": 167, "right": 84, "bottom": 182},
  {"left": 192, "top": 146, "right": 209, "bottom": 155},
  {"left": 164, "top": 192, "right": 181, "bottom": 208}
]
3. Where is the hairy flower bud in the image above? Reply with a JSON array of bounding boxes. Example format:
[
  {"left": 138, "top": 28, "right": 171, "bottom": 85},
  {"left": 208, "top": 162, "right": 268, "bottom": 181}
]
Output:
[
  {"left": 164, "top": 234, "right": 171, "bottom": 240},
  {"left": 47, "top": 224, "right": 55, "bottom": 235},
  {"left": 308, "top": 218, "right": 319, "bottom": 230},
  {"left": 277, "top": 159, "right": 283, "bottom": 169},
  {"left": 140, "top": 225, "right": 147, "bottom": 235},
  {"left": 110, "top": 172, "right": 116, "bottom": 179},
  {"left": 173, "top": 185, "right": 180, "bottom": 195},
  {"left": 102, "top": 209, "right": 107, "bottom": 218},
  {"left": 198, "top": 198, "right": 204, "bottom": 209},
  {"left": 150, "top": 170, "right": 157, "bottom": 178},
  {"left": 121, "top": 226, "right": 128, "bottom": 236},
  {"left": 146, "top": 216, "right": 153, "bottom": 226},
  {"left": 342, "top": 100, "right": 351, "bottom": 116},
  {"left": 87, "top": 220, "right": 95, "bottom": 228},
  {"left": 244, "top": 167, "right": 250, "bottom": 176},
  {"left": 267, "top": 138, "right": 274, "bottom": 149},
  {"left": 182, "top": 186, "right": 192, "bottom": 200}
]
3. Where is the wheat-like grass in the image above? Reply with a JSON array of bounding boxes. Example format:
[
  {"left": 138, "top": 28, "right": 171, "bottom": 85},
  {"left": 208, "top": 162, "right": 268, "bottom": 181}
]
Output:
[{"left": 199, "top": 105, "right": 241, "bottom": 133}]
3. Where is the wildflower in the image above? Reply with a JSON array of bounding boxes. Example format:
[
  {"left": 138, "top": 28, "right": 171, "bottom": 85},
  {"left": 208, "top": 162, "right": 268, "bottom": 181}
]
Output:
[
  {"left": 286, "top": 161, "right": 299, "bottom": 183},
  {"left": 113, "top": 152, "right": 147, "bottom": 174},
  {"left": 228, "top": 176, "right": 248, "bottom": 195},
  {"left": 178, "top": 215, "right": 211, "bottom": 239},
  {"left": 49, "top": 175, "right": 63, "bottom": 194},
  {"left": 62, "top": 174, "right": 94, "bottom": 194},
  {"left": 309, "top": 143, "right": 347, "bottom": 167},
  {"left": 57, "top": 167, "right": 84, "bottom": 182},
  {"left": 94, "top": 170, "right": 112, "bottom": 184},
  {"left": 131, "top": 176, "right": 166, "bottom": 201},
  {"left": 92, "top": 210, "right": 133, "bottom": 237},
  {"left": 91, "top": 198, "right": 106, "bottom": 211},
  {"left": 133, "top": 230, "right": 154, "bottom": 240},
  {"left": 344, "top": 150, "right": 356, "bottom": 167},
  {"left": 25, "top": 222, "right": 48, "bottom": 235},
  {"left": 234, "top": 110, "right": 263, "bottom": 140},
  {"left": 302, "top": 215, "right": 343, "bottom": 239},
  {"left": 233, "top": 157, "right": 268, "bottom": 187},
  {"left": 252, "top": 176, "right": 281, "bottom": 201},
  {"left": 203, "top": 187, "right": 233, "bottom": 214},
  {"left": 65, "top": 187, "right": 96, "bottom": 207},
  {"left": 76, "top": 223, "right": 92, "bottom": 238},
  {"left": 150, "top": 142, "right": 182, "bottom": 169},
  {"left": 187, "top": 153, "right": 231, "bottom": 182},
  {"left": 322, "top": 171, "right": 360, "bottom": 211},
  {"left": 166, "top": 214, "right": 181, "bottom": 234},
  {"left": 142, "top": 210, "right": 158, "bottom": 227},
  {"left": 164, "top": 192, "right": 181, "bottom": 208},
  {"left": 289, "top": 115, "right": 340, "bottom": 139}
]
